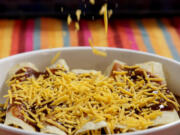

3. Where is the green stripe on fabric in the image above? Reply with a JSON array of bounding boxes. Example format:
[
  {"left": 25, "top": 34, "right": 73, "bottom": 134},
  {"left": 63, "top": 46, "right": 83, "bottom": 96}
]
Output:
[
  {"left": 157, "top": 19, "right": 180, "bottom": 60},
  {"left": 136, "top": 20, "right": 155, "bottom": 54},
  {"left": 62, "top": 21, "right": 70, "bottom": 47},
  {"left": 34, "top": 19, "right": 41, "bottom": 50}
]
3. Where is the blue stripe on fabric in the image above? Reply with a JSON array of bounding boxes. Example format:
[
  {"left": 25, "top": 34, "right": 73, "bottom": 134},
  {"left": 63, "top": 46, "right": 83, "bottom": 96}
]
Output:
[
  {"left": 62, "top": 21, "right": 70, "bottom": 47},
  {"left": 136, "top": 20, "right": 155, "bottom": 54},
  {"left": 157, "top": 19, "right": 180, "bottom": 60},
  {"left": 33, "top": 19, "right": 41, "bottom": 50}
]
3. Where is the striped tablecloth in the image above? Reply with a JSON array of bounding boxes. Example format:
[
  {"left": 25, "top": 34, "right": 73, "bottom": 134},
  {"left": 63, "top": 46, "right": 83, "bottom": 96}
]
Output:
[{"left": 0, "top": 17, "right": 180, "bottom": 61}]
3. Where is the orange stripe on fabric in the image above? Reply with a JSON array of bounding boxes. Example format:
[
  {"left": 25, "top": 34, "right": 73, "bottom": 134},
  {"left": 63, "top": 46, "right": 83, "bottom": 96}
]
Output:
[
  {"left": 11, "top": 20, "right": 21, "bottom": 55},
  {"left": 41, "top": 18, "right": 63, "bottom": 49},
  {"left": 0, "top": 20, "right": 14, "bottom": 58},
  {"left": 41, "top": 18, "right": 50, "bottom": 49},
  {"left": 129, "top": 20, "right": 147, "bottom": 52},
  {"left": 69, "top": 22, "right": 78, "bottom": 47},
  {"left": 161, "top": 18, "right": 180, "bottom": 54},
  {"left": 87, "top": 20, "right": 108, "bottom": 47},
  {"left": 142, "top": 19, "right": 172, "bottom": 58}
]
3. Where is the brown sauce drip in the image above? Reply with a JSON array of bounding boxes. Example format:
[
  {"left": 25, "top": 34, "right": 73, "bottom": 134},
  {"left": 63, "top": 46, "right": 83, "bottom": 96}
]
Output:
[
  {"left": 12, "top": 67, "right": 65, "bottom": 82},
  {"left": 111, "top": 63, "right": 162, "bottom": 84},
  {"left": 8, "top": 98, "right": 41, "bottom": 130},
  {"left": 8, "top": 104, "right": 24, "bottom": 120},
  {"left": 150, "top": 102, "right": 175, "bottom": 111},
  {"left": 8, "top": 103, "right": 34, "bottom": 124},
  {"left": 8, "top": 103, "right": 41, "bottom": 131},
  {"left": 110, "top": 63, "right": 123, "bottom": 78}
]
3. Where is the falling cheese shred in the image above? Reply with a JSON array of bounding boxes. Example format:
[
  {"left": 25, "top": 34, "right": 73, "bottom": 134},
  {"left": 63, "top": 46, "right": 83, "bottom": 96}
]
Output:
[
  {"left": 1, "top": 62, "right": 180, "bottom": 135},
  {"left": 51, "top": 52, "right": 61, "bottom": 65},
  {"left": 75, "top": 22, "right": 80, "bottom": 31},
  {"left": 108, "top": 9, "right": 113, "bottom": 18},
  {"left": 76, "top": 9, "right": 82, "bottom": 21},
  {"left": 89, "top": 39, "right": 107, "bottom": 57},
  {"left": 89, "top": 0, "right": 95, "bottom": 5},
  {"left": 67, "top": 14, "right": 72, "bottom": 25},
  {"left": 66, "top": 2, "right": 109, "bottom": 34},
  {"left": 100, "top": 4, "right": 108, "bottom": 34}
]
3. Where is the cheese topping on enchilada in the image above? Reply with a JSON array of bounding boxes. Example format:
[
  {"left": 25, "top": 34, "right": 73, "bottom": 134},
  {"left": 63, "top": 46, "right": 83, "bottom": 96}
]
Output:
[{"left": 0, "top": 61, "right": 179, "bottom": 135}]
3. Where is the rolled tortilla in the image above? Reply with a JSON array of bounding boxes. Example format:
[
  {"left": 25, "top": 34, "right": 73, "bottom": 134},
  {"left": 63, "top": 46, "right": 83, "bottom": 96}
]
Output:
[
  {"left": 153, "top": 109, "right": 179, "bottom": 126},
  {"left": 137, "top": 61, "right": 179, "bottom": 126},
  {"left": 73, "top": 69, "right": 110, "bottom": 135},
  {"left": 104, "top": 60, "right": 126, "bottom": 76},
  {"left": 49, "top": 59, "right": 69, "bottom": 72},
  {"left": 105, "top": 60, "right": 179, "bottom": 131},
  {"left": 39, "top": 59, "right": 69, "bottom": 134},
  {"left": 75, "top": 121, "right": 110, "bottom": 135},
  {"left": 136, "top": 61, "right": 166, "bottom": 84},
  {"left": 4, "top": 105, "right": 35, "bottom": 132},
  {"left": 4, "top": 63, "right": 39, "bottom": 131},
  {"left": 5, "top": 62, "right": 68, "bottom": 134},
  {"left": 41, "top": 124, "right": 67, "bottom": 135},
  {"left": 8, "top": 62, "right": 39, "bottom": 79},
  {"left": 71, "top": 69, "right": 98, "bottom": 74}
]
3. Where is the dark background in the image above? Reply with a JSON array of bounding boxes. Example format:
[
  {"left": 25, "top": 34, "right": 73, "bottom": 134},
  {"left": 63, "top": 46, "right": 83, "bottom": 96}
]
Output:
[{"left": 0, "top": 0, "right": 180, "bottom": 18}]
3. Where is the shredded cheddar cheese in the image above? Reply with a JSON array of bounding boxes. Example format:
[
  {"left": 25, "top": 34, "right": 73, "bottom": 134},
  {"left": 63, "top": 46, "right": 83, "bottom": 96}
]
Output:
[
  {"left": 89, "top": 39, "right": 107, "bottom": 57},
  {"left": 108, "top": 9, "right": 113, "bottom": 18},
  {"left": 66, "top": 2, "right": 109, "bottom": 34},
  {"left": 76, "top": 9, "right": 82, "bottom": 21},
  {"left": 67, "top": 14, "right": 72, "bottom": 25},
  {"left": 75, "top": 22, "right": 80, "bottom": 31},
  {"left": 51, "top": 52, "right": 61, "bottom": 65},
  {"left": 61, "top": 7, "right": 64, "bottom": 13},
  {"left": 89, "top": 0, "right": 95, "bottom": 5},
  {"left": 1, "top": 62, "right": 180, "bottom": 135},
  {"left": 99, "top": 4, "right": 108, "bottom": 34}
]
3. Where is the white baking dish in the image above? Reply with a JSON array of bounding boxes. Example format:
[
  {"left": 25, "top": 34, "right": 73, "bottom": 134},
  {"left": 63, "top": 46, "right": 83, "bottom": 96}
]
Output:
[{"left": 0, "top": 47, "right": 179, "bottom": 135}]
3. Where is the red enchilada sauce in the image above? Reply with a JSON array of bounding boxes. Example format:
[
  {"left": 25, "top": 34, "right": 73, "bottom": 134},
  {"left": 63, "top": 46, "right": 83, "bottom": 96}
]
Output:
[{"left": 11, "top": 67, "right": 66, "bottom": 82}]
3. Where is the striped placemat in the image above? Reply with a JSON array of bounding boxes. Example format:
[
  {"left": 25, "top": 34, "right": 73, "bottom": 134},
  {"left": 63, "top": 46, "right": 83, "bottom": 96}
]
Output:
[{"left": 0, "top": 17, "right": 180, "bottom": 61}]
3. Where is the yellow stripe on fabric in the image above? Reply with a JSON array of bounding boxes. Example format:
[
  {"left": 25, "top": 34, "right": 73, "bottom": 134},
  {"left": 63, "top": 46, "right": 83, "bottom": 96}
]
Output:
[
  {"left": 129, "top": 20, "right": 147, "bottom": 52},
  {"left": 88, "top": 20, "right": 108, "bottom": 47},
  {"left": 161, "top": 18, "right": 180, "bottom": 54},
  {"left": 0, "top": 20, "right": 14, "bottom": 58},
  {"left": 41, "top": 18, "right": 63, "bottom": 49},
  {"left": 142, "top": 19, "right": 172, "bottom": 58}
]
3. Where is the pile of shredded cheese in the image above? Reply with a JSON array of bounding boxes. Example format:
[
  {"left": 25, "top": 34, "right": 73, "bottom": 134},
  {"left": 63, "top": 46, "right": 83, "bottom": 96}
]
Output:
[{"left": 1, "top": 64, "right": 179, "bottom": 135}]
